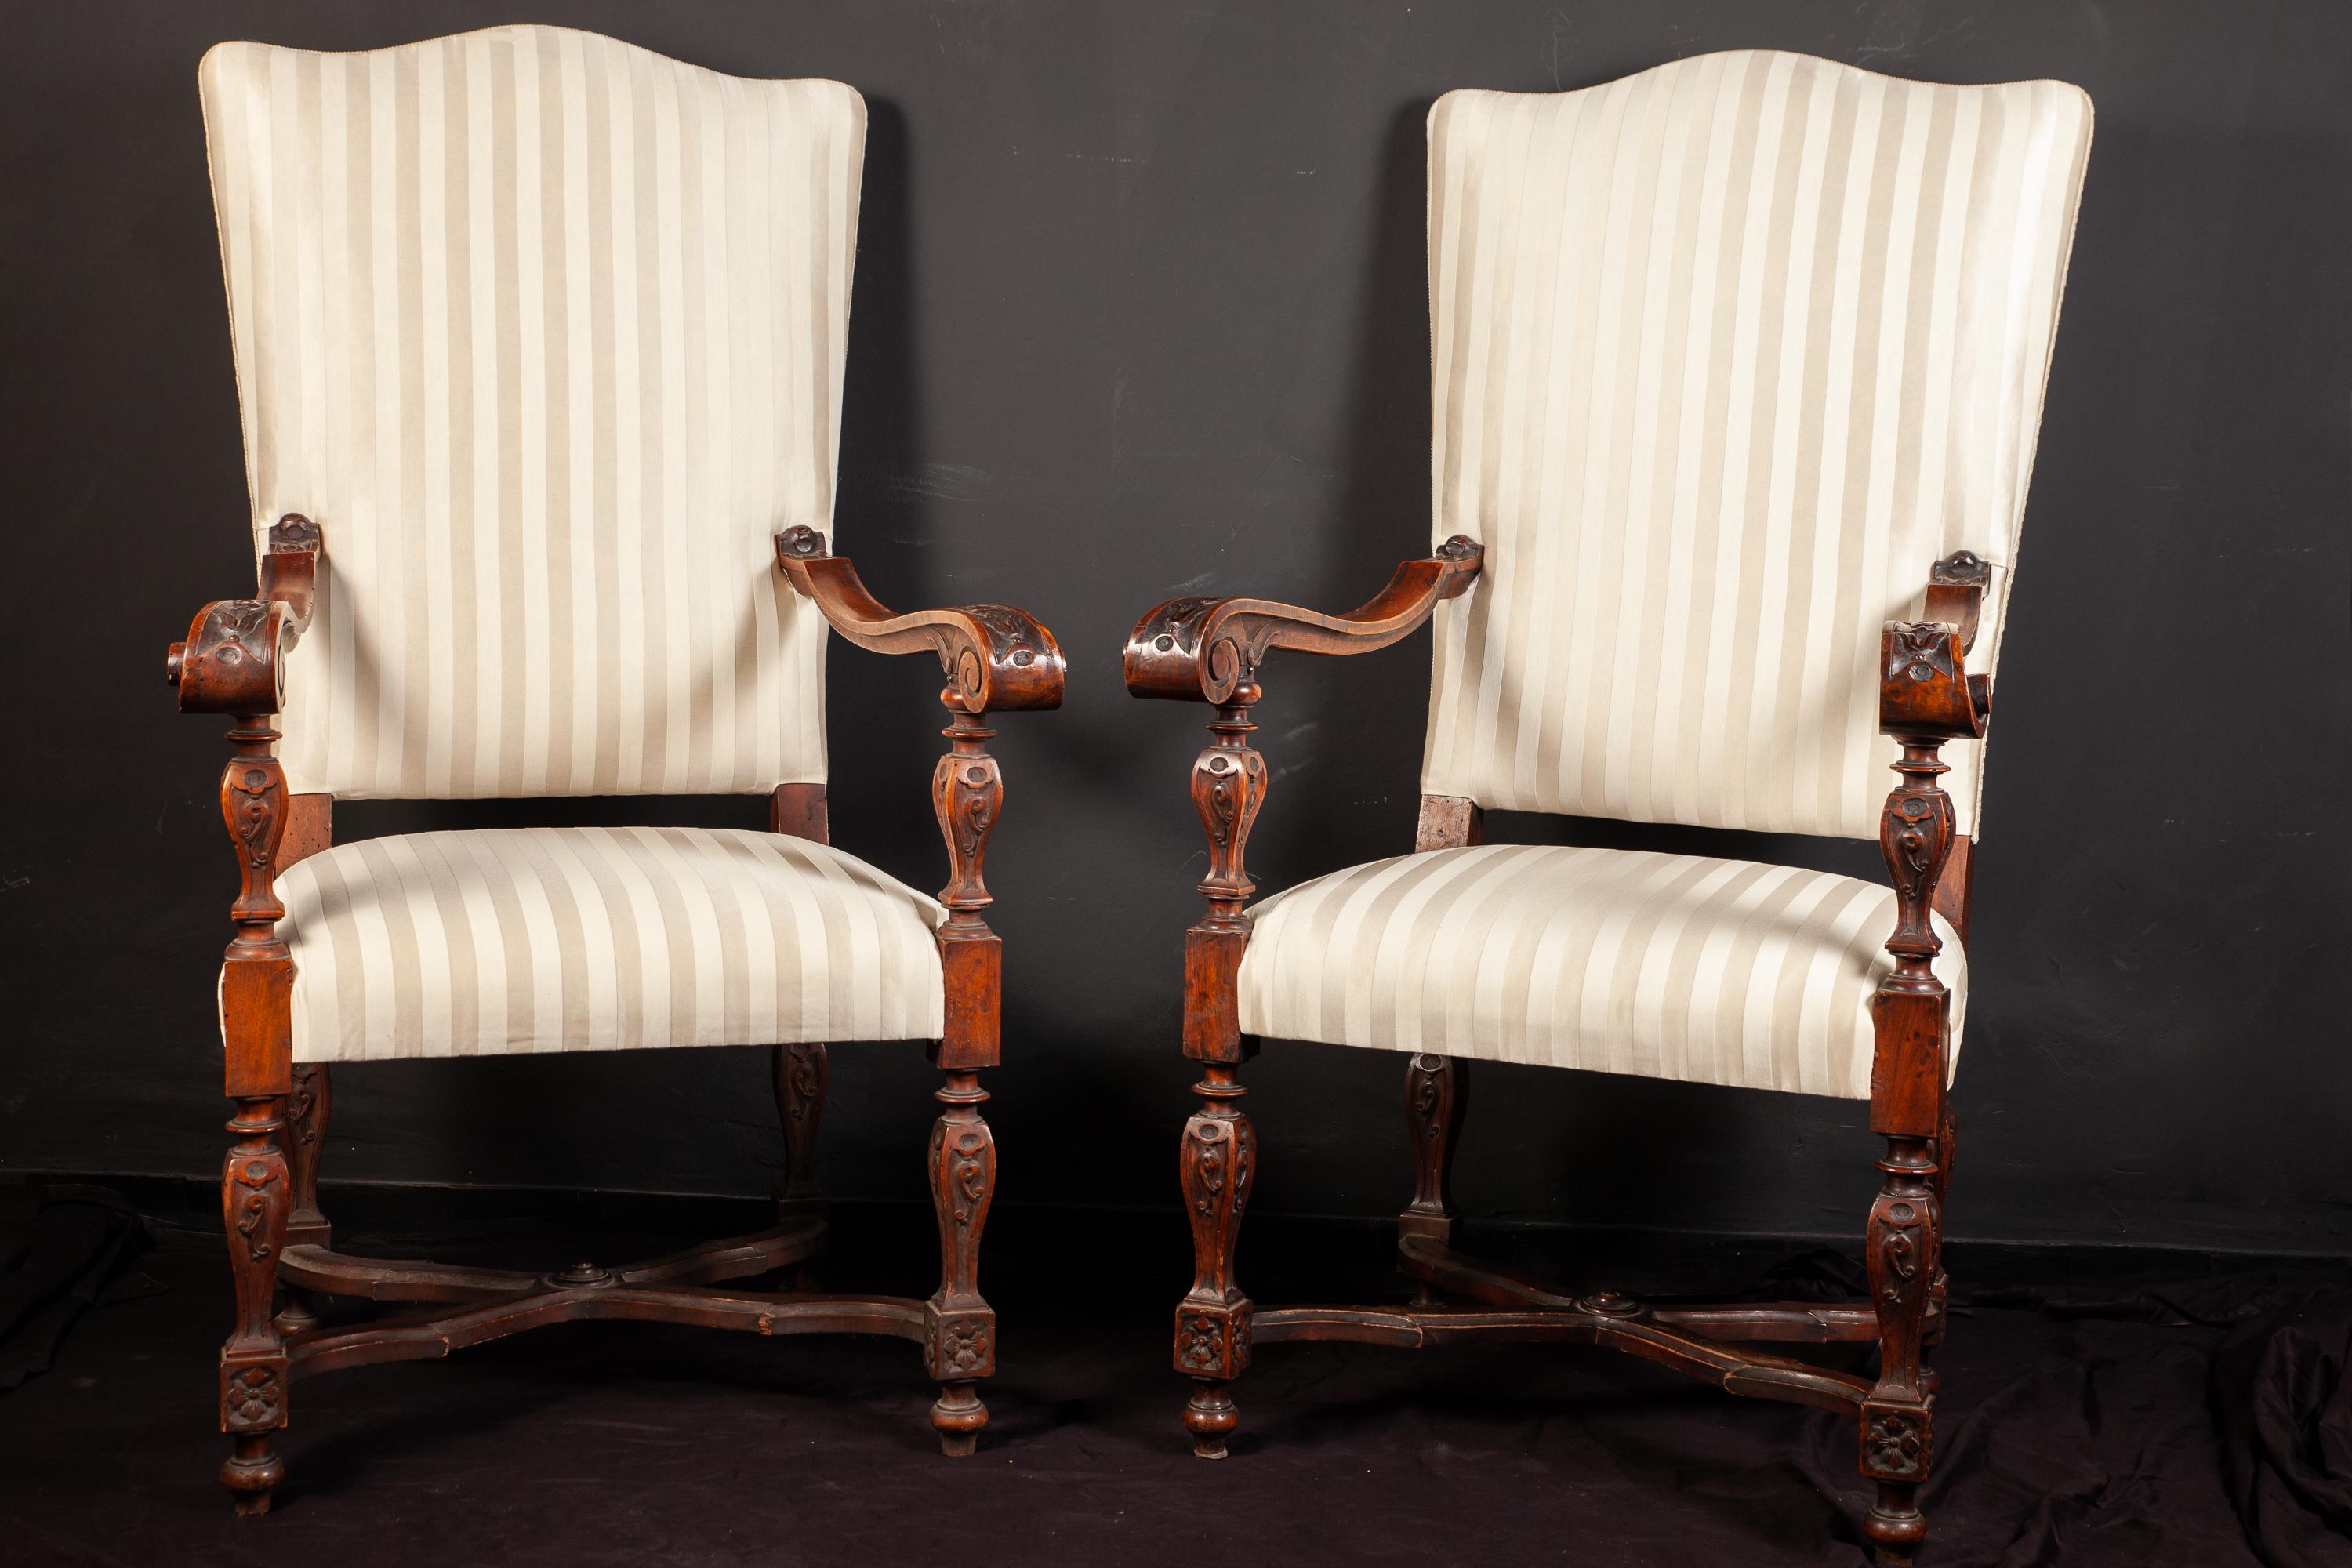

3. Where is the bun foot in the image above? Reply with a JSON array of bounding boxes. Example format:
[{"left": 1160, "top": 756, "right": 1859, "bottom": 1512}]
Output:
[
  {"left": 931, "top": 1381, "right": 985, "bottom": 1457},
  {"left": 1864, "top": 1483, "right": 1925, "bottom": 1565},
  {"left": 1185, "top": 1378, "right": 1237, "bottom": 1459},
  {"left": 222, "top": 1438, "right": 283, "bottom": 1516}
]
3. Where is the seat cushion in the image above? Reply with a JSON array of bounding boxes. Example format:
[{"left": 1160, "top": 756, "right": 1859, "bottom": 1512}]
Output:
[
  {"left": 268, "top": 827, "right": 946, "bottom": 1062},
  {"left": 1236, "top": 844, "right": 1963, "bottom": 1100}
]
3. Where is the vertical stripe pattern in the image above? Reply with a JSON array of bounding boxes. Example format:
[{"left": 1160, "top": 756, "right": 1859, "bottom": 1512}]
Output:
[
  {"left": 198, "top": 27, "right": 864, "bottom": 799},
  {"left": 1236, "top": 844, "right": 1964, "bottom": 1100},
  {"left": 274, "top": 827, "right": 948, "bottom": 1061},
  {"left": 1421, "top": 53, "right": 2091, "bottom": 840}
]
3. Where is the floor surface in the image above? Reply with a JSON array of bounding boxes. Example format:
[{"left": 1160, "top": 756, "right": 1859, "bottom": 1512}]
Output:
[{"left": 0, "top": 1191, "right": 2332, "bottom": 1566}]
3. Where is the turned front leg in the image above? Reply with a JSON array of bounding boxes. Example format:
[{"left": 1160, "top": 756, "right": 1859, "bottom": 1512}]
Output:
[
  {"left": 775, "top": 1043, "right": 829, "bottom": 1290},
  {"left": 925, "top": 1070, "right": 996, "bottom": 1456}
]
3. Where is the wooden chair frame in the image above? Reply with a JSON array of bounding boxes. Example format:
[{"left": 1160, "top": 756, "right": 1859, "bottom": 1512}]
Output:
[
  {"left": 1124, "top": 541, "right": 1992, "bottom": 1566},
  {"left": 169, "top": 516, "right": 1063, "bottom": 1513}
]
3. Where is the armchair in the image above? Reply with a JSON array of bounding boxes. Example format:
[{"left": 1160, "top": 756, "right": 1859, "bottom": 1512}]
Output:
[
  {"left": 1123, "top": 52, "right": 2089, "bottom": 1566},
  {"left": 173, "top": 26, "right": 1062, "bottom": 1514}
]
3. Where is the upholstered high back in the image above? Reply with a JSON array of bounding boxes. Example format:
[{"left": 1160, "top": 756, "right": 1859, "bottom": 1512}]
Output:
[
  {"left": 1419, "top": 53, "right": 2089, "bottom": 840},
  {"left": 199, "top": 27, "right": 863, "bottom": 798}
]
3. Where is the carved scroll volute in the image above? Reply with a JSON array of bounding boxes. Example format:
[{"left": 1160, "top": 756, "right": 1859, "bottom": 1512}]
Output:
[
  {"left": 169, "top": 514, "right": 321, "bottom": 715},
  {"left": 1192, "top": 693, "right": 1267, "bottom": 925},
  {"left": 933, "top": 706, "right": 1003, "bottom": 930}
]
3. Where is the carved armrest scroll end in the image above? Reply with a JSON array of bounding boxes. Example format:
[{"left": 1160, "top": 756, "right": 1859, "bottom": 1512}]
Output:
[
  {"left": 1878, "top": 622, "right": 1988, "bottom": 742},
  {"left": 772, "top": 528, "right": 1067, "bottom": 716},
  {"left": 1924, "top": 550, "right": 1991, "bottom": 654}
]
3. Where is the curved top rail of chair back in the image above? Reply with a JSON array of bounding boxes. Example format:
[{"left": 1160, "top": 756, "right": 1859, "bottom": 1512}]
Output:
[
  {"left": 1418, "top": 50, "right": 2092, "bottom": 841},
  {"left": 200, "top": 25, "right": 865, "bottom": 800}
]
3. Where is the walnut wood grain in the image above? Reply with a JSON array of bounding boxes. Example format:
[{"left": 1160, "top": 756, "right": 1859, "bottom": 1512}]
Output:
[
  {"left": 1126, "top": 532, "right": 2003, "bottom": 1563},
  {"left": 1856, "top": 550, "right": 1986, "bottom": 1563},
  {"left": 168, "top": 515, "right": 321, "bottom": 716},
  {"left": 1123, "top": 536, "right": 1483, "bottom": 704},
  {"left": 775, "top": 526, "right": 1064, "bottom": 713}
]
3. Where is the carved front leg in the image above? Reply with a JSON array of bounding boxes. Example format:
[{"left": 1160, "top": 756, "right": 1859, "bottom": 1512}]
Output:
[
  {"left": 220, "top": 1095, "right": 290, "bottom": 1513},
  {"left": 925, "top": 1070, "right": 996, "bottom": 1457},
  {"left": 1178, "top": 1065, "right": 1254, "bottom": 1458},
  {"left": 1862, "top": 735, "right": 1957, "bottom": 1565},
  {"left": 216, "top": 716, "right": 295, "bottom": 1514}
]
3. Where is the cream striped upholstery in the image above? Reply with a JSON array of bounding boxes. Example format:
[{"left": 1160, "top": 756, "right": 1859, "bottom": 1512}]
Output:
[
  {"left": 199, "top": 28, "right": 863, "bottom": 799},
  {"left": 271, "top": 827, "right": 946, "bottom": 1062},
  {"left": 1420, "top": 53, "right": 2092, "bottom": 840},
  {"left": 1236, "top": 845, "right": 1963, "bottom": 1100}
]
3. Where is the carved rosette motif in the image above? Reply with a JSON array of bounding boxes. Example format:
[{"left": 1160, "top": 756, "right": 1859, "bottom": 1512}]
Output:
[
  {"left": 220, "top": 1361, "right": 284, "bottom": 1433},
  {"left": 1177, "top": 1307, "right": 1252, "bottom": 1374},
  {"left": 1862, "top": 1406, "right": 1932, "bottom": 1482},
  {"left": 927, "top": 1312, "right": 995, "bottom": 1380}
]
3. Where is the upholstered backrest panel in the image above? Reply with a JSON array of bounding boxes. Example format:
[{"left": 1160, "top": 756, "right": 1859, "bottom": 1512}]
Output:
[
  {"left": 1420, "top": 53, "right": 2089, "bottom": 840},
  {"left": 200, "top": 27, "right": 863, "bottom": 797}
]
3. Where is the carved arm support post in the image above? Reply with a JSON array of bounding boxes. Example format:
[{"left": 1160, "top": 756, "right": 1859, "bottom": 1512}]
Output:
[
  {"left": 775, "top": 526, "right": 1063, "bottom": 1457},
  {"left": 165, "top": 514, "right": 320, "bottom": 1514},
  {"left": 1860, "top": 550, "right": 1991, "bottom": 1565},
  {"left": 1125, "top": 536, "right": 1484, "bottom": 1457}
]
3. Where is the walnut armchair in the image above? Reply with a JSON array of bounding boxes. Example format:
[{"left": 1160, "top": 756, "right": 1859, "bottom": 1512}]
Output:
[
  {"left": 1124, "top": 53, "right": 2091, "bottom": 1566},
  {"left": 171, "top": 27, "right": 1062, "bottom": 1515}
]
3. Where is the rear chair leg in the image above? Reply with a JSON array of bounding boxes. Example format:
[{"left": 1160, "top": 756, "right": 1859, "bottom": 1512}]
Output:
[
  {"left": 1924, "top": 1102, "right": 1955, "bottom": 1351},
  {"left": 274, "top": 1063, "right": 330, "bottom": 1333},
  {"left": 1399, "top": 1054, "right": 1466, "bottom": 1305},
  {"left": 1178, "top": 1064, "right": 1254, "bottom": 1457},
  {"left": 925, "top": 1069, "right": 996, "bottom": 1457},
  {"left": 775, "top": 1042, "right": 829, "bottom": 1289}
]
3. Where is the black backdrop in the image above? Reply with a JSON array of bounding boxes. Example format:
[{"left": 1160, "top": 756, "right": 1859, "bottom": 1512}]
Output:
[{"left": 5, "top": 0, "right": 2347, "bottom": 1254}]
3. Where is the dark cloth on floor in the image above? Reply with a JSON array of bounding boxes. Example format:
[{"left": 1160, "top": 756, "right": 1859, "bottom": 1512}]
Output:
[
  {"left": 4, "top": 1212, "right": 2350, "bottom": 1566},
  {"left": 0, "top": 1179, "right": 140, "bottom": 1392}
]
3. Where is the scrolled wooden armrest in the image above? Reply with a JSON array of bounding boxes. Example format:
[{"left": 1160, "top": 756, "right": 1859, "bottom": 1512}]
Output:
[
  {"left": 1123, "top": 535, "right": 1484, "bottom": 705},
  {"left": 774, "top": 527, "right": 1064, "bottom": 714},
  {"left": 1879, "top": 551, "right": 1993, "bottom": 740},
  {"left": 166, "top": 514, "right": 322, "bottom": 714}
]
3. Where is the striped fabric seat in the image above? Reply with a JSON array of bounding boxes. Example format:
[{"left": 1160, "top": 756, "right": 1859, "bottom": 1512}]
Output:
[
  {"left": 271, "top": 828, "right": 947, "bottom": 1062},
  {"left": 1236, "top": 845, "right": 1964, "bottom": 1101}
]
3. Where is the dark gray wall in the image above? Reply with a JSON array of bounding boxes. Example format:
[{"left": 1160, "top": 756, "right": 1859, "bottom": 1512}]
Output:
[{"left": 6, "top": 0, "right": 2347, "bottom": 1251}]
